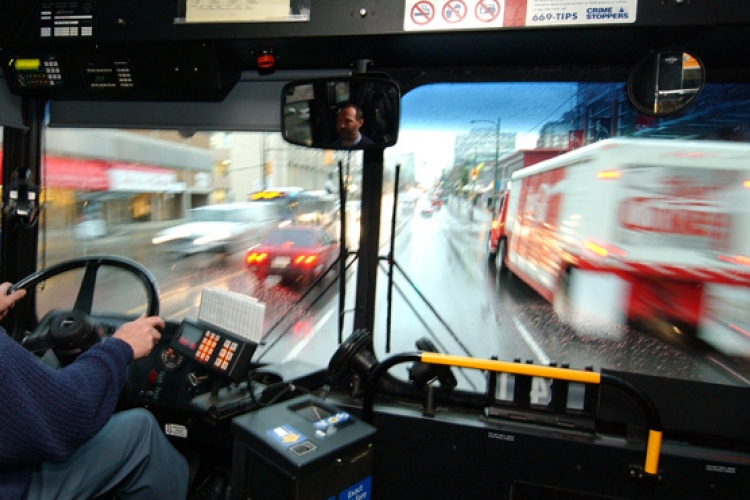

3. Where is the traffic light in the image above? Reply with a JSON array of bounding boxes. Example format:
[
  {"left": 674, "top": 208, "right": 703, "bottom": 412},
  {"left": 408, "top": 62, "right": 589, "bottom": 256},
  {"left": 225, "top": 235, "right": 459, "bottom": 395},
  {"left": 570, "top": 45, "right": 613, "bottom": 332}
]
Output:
[{"left": 265, "top": 162, "right": 272, "bottom": 176}]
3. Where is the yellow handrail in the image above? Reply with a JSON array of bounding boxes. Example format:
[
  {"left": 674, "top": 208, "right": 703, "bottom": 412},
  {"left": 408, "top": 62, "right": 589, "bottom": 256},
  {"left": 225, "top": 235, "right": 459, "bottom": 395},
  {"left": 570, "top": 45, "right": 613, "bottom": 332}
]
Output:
[{"left": 418, "top": 351, "right": 661, "bottom": 477}]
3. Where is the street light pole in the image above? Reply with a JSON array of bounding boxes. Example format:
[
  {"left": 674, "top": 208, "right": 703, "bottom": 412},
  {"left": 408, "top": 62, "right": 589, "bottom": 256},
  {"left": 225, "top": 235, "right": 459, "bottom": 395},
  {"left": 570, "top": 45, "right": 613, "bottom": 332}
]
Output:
[
  {"left": 470, "top": 117, "right": 501, "bottom": 210},
  {"left": 493, "top": 118, "right": 501, "bottom": 210}
]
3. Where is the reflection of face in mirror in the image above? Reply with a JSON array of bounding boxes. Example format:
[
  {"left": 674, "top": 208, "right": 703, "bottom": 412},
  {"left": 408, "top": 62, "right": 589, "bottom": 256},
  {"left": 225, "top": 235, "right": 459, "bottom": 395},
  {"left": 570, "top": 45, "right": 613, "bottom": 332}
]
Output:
[
  {"left": 332, "top": 103, "right": 374, "bottom": 148},
  {"left": 281, "top": 77, "right": 400, "bottom": 150},
  {"left": 628, "top": 50, "right": 705, "bottom": 117}
]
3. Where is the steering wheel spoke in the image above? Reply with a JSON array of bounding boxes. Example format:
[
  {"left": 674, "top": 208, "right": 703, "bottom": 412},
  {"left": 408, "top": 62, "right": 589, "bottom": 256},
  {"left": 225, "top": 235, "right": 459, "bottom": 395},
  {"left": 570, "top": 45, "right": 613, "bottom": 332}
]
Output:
[{"left": 73, "top": 260, "right": 102, "bottom": 314}]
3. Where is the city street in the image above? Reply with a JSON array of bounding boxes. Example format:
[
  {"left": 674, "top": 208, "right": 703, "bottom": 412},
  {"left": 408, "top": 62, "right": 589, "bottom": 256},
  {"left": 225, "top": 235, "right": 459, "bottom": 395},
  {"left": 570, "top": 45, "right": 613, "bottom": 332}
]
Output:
[{"left": 31, "top": 194, "right": 750, "bottom": 392}]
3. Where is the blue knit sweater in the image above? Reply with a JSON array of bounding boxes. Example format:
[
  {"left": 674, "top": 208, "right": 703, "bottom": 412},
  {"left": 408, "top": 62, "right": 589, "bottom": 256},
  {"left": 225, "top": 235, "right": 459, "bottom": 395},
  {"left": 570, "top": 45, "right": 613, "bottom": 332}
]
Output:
[{"left": 0, "top": 329, "right": 133, "bottom": 500}]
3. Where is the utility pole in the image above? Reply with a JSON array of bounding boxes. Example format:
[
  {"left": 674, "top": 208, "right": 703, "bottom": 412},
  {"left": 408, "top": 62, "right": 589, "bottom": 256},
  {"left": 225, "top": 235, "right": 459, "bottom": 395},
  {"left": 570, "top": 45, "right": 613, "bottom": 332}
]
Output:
[
  {"left": 493, "top": 118, "right": 501, "bottom": 211},
  {"left": 470, "top": 118, "right": 501, "bottom": 210}
]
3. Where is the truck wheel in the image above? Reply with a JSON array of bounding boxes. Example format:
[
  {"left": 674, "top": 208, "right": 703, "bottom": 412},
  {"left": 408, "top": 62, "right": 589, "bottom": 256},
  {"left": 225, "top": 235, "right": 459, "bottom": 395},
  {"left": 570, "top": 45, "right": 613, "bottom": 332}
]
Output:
[
  {"left": 553, "top": 269, "right": 573, "bottom": 325},
  {"left": 487, "top": 232, "right": 497, "bottom": 264},
  {"left": 495, "top": 238, "right": 508, "bottom": 273}
]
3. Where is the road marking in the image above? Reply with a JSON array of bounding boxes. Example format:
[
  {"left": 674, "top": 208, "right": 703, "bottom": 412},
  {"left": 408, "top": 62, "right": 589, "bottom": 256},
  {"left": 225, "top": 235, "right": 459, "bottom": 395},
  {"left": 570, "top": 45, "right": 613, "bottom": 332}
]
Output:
[
  {"left": 706, "top": 355, "right": 750, "bottom": 386},
  {"left": 283, "top": 308, "right": 335, "bottom": 361},
  {"left": 441, "top": 204, "right": 550, "bottom": 364},
  {"left": 511, "top": 314, "right": 551, "bottom": 365}
]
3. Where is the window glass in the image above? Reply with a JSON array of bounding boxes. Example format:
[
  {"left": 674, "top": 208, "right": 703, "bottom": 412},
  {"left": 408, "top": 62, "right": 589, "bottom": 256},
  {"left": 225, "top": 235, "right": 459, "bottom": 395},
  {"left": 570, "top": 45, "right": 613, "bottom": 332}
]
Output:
[
  {"left": 35, "top": 81, "right": 750, "bottom": 389},
  {"left": 379, "top": 81, "right": 750, "bottom": 389},
  {"left": 263, "top": 229, "right": 318, "bottom": 247}
]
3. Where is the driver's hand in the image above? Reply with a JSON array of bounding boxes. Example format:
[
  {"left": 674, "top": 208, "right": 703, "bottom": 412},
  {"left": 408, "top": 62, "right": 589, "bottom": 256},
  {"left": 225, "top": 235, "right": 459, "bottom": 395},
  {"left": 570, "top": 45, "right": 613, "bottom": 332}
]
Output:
[
  {"left": 0, "top": 282, "right": 26, "bottom": 320},
  {"left": 113, "top": 314, "right": 165, "bottom": 360}
]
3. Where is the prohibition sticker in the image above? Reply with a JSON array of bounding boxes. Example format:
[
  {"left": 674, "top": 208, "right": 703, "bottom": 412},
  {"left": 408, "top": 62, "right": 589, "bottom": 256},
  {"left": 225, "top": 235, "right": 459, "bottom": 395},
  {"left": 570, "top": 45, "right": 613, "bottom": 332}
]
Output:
[
  {"left": 476, "top": 0, "right": 502, "bottom": 22},
  {"left": 442, "top": 0, "right": 467, "bottom": 24},
  {"left": 411, "top": 1, "right": 436, "bottom": 25},
  {"left": 404, "top": 0, "right": 635, "bottom": 31},
  {"left": 404, "top": 0, "right": 505, "bottom": 30}
]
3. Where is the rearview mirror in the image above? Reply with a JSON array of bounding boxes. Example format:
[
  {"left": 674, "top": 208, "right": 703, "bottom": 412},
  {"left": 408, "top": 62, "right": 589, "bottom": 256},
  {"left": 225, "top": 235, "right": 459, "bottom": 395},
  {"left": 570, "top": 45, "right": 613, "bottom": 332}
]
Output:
[
  {"left": 281, "top": 76, "right": 400, "bottom": 150},
  {"left": 627, "top": 50, "right": 705, "bottom": 116}
]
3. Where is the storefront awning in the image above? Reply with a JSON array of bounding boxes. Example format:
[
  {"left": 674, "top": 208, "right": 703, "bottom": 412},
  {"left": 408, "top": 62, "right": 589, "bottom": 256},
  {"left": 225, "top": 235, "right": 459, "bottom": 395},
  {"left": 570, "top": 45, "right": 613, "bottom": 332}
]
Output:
[
  {"left": 44, "top": 157, "right": 109, "bottom": 190},
  {"left": 0, "top": 152, "right": 109, "bottom": 190},
  {"left": 0, "top": 153, "right": 184, "bottom": 192}
]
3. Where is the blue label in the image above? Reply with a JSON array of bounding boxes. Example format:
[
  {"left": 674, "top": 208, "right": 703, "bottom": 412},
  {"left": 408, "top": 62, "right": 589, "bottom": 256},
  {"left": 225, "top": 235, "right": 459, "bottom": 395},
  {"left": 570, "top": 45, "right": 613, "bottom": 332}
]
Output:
[
  {"left": 313, "top": 411, "right": 352, "bottom": 432},
  {"left": 338, "top": 476, "right": 372, "bottom": 500},
  {"left": 265, "top": 425, "right": 307, "bottom": 448}
]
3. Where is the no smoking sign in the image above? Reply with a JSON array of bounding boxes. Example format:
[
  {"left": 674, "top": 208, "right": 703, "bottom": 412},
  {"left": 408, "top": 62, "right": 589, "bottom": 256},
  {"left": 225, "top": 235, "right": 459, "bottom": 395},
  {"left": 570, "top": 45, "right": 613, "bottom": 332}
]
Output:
[
  {"left": 411, "top": 1, "right": 436, "bottom": 25},
  {"left": 405, "top": 0, "right": 505, "bottom": 31}
]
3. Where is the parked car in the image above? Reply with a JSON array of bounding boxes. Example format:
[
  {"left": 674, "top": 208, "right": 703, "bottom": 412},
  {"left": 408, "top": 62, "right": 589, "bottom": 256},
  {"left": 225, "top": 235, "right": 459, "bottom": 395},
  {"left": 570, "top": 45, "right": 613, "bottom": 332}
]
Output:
[
  {"left": 245, "top": 225, "right": 339, "bottom": 286},
  {"left": 152, "top": 202, "right": 281, "bottom": 258}
]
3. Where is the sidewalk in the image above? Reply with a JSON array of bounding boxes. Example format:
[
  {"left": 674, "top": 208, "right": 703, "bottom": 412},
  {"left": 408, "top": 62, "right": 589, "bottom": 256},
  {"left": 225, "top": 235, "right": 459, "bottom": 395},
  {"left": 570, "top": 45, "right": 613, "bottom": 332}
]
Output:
[
  {"left": 445, "top": 196, "right": 493, "bottom": 226},
  {"left": 48, "top": 219, "right": 179, "bottom": 242}
]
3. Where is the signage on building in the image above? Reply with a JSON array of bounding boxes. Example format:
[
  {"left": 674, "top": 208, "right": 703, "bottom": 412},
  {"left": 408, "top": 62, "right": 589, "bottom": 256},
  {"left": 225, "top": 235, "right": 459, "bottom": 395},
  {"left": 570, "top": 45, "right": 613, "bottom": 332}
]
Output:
[
  {"left": 195, "top": 172, "right": 211, "bottom": 188},
  {"left": 108, "top": 164, "right": 177, "bottom": 192}
]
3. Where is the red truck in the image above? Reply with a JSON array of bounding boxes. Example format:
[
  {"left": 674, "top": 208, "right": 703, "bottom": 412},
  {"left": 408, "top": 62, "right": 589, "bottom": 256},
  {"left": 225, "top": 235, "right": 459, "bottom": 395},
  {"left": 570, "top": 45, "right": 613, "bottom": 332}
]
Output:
[{"left": 488, "top": 138, "right": 750, "bottom": 344}]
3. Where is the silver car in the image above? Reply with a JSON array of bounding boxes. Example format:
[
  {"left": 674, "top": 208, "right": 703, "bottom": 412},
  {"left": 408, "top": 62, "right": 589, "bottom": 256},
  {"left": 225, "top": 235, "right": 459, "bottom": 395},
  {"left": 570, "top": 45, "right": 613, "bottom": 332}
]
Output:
[{"left": 152, "top": 202, "right": 281, "bottom": 258}]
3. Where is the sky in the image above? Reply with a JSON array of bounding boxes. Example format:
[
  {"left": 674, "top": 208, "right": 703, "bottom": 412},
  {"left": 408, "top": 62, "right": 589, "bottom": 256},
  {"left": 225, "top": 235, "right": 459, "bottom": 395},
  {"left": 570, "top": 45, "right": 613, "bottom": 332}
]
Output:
[
  {"left": 387, "top": 82, "right": 578, "bottom": 184},
  {"left": 388, "top": 130, "right": 457, "bottom": 185}
]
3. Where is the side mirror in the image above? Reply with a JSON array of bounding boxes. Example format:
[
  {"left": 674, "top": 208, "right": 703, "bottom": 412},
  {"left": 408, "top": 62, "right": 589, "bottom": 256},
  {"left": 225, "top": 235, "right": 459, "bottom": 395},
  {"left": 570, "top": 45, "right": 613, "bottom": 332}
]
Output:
[
  {"left": 627, "top": 50, "right": 705, "bottom": 116},
  {"left": 281, "top": 76, "right": 400, "bottom": 150}
]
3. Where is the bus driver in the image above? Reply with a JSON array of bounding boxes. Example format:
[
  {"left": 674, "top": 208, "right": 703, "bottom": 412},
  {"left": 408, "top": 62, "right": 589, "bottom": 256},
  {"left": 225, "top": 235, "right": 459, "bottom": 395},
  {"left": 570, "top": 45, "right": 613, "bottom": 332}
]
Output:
[
  {"left": 0, "top": 283, "right": 189, "bottom": 500},
  {"left": 332, "top": 102, "right": 374, "bottom": 148}
]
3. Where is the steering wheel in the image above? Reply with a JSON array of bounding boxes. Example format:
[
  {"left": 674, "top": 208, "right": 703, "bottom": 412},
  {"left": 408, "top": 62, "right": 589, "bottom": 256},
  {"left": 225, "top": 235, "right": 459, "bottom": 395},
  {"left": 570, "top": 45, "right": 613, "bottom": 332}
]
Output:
[{"left": 8, "top": 255, "right": 160, "bottom": 363}]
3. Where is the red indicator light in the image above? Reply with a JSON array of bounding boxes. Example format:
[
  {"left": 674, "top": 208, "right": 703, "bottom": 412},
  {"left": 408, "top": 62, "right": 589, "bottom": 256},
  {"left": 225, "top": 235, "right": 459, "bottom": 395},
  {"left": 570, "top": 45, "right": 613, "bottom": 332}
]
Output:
[{"left": 257, "top": 54, "right": 275, "bottom": 69}]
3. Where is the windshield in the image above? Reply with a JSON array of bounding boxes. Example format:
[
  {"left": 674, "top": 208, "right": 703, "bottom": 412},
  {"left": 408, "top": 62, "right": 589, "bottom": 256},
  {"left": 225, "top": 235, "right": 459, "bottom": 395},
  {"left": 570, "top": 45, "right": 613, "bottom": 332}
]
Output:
[
  {"left": 32, "top": 80, "right": 750, "bottom": 391},
  {"left": 188, "top": 208, "right": 245, "bottom": 223},
  {"left": 263, "top": 229, "right": 319, "bottom": 247}
]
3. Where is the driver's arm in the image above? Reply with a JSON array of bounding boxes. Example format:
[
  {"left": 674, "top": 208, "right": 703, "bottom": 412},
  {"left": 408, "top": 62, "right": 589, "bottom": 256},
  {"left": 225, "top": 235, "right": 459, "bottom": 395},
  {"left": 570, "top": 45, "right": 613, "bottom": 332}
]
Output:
[
  {"left": 0, "top": 311, "right": 162, "bottom": 466},
  {"left": 113, "top": 314, "right": 164, "bottom": 360}
]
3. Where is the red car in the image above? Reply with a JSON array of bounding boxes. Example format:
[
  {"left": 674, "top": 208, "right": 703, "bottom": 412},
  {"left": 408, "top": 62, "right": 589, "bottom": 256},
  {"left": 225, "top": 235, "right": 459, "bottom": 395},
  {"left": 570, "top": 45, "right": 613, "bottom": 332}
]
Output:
[{"left": 246, "top": 225, "right": 339, "bottom": 286}]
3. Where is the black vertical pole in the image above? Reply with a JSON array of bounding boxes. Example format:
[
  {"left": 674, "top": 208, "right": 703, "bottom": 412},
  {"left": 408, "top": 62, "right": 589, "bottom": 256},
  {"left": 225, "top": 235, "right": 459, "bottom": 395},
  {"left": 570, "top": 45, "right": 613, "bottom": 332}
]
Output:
[
  {"left": 338, "top": 160, "right": 347, "bottom": 344},
  {"left": 353, "top": 148, "right": 384, "bottom": 347},
  {"left": 385, "top": 164, "right": 400, "bottom": 353},
  {"left": 1, "top": 98, "right": 45, "bottom": 338}
]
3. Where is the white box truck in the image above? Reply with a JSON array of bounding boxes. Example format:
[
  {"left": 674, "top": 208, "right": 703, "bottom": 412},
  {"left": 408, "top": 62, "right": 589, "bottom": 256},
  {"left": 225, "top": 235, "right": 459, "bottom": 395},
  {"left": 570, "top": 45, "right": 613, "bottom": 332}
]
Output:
[{"left": 501, "top": 137, "right": 750, "bottom": 348}]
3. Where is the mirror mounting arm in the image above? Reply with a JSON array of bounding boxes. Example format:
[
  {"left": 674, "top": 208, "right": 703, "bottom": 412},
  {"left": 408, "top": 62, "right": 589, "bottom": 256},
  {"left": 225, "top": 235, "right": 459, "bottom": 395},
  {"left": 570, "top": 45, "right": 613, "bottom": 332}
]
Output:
[{"left": 354, "top": 59, "right": 374, "bottom": 74}]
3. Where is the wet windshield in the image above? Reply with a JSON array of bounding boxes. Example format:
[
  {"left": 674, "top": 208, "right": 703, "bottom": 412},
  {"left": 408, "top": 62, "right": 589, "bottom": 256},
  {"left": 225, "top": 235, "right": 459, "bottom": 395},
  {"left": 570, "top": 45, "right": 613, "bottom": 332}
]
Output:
[
  {"left": 188, "top": 208, "right": 248, "bottom": 223},
  {"left": 33, "top": 80, "right": 750, "bottom": 390},
  {"left": 263, "top": 229, "right": 319, "bottom": 247}
]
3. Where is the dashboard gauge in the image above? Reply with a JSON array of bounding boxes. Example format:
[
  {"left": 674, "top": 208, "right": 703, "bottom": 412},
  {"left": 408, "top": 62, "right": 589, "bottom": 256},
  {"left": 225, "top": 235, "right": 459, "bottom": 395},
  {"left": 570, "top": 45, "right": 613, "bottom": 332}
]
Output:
[{"left": 159, "top": 347, "right": 186, "bottom": 372}]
